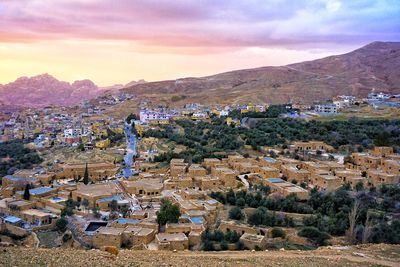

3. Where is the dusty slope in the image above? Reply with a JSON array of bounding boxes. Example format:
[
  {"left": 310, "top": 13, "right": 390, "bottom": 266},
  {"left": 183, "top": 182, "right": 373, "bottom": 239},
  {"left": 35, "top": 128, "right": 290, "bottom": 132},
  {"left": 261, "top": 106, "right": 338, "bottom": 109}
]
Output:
[
  {"left": 1, "top": 244, "right": 399, "bottom": 267},
  {"left": 122, "top": 41, "right": 400, "bottom": 104}
]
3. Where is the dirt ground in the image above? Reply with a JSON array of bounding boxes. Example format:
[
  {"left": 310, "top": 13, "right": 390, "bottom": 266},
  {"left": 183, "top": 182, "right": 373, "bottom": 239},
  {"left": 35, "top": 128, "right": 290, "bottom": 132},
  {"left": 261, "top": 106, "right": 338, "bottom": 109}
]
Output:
[{"left": 0, "top": 244, "right": 399, "bottom": 267}]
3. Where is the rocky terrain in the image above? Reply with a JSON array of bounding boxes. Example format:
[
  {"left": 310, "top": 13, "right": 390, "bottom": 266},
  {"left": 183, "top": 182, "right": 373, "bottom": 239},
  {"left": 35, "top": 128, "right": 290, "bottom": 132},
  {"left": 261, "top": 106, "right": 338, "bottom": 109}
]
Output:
[
  {"left": 0, "top": 74, "right": 100, "bottom": 108},
  {"left": 122, "top": 41, "right": 400, "bottom": 105},
  {"left": 0, "top": 74, "right": 145, "bottom": 109},
  {"left": 0, "top": 244, "right": 399, "bottom": 267}
]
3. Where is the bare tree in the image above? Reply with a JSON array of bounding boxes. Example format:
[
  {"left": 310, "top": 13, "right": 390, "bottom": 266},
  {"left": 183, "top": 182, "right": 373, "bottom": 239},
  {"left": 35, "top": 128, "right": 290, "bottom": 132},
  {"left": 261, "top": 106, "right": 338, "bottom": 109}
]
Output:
[
  {"left": 362, "top": 211, "right": 373, "bottom": 244},
  {"left": 347, "top": 199, "right": 361, "bottom": 244}
]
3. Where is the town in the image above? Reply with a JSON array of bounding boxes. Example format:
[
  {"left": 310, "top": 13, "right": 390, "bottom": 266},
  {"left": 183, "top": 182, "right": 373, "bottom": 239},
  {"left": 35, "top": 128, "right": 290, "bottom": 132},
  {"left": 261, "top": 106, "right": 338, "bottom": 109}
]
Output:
[{"left": 0, "top": 90, "right": 399, "bottom": 253}]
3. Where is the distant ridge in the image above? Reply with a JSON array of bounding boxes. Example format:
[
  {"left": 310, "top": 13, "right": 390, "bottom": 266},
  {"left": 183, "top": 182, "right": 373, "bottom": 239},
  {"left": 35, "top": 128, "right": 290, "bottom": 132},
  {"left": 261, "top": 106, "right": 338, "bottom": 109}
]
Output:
[
  {"left": 122, "top": 41, "right": 400, "bottom": 104},
  {"left": 1, "top": 42, "right": 399, "bottom": 109},
  {"left": 0, "top": 74, "right": 100, "bottom": 108}
]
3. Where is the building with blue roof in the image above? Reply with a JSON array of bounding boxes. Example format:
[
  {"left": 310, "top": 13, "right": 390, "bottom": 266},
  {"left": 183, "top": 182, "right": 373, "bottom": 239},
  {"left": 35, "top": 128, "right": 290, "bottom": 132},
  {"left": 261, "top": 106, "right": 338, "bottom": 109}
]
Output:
[
  {"left": 262, "top": 157, "right": 277, "bottom": 163},
  {"left": 16, "top": 186, "right": 57, "bottom": 199},
  {"left": 267, "top": 178, "right": 285, "bottom": 183},
  {"left": 2, "top": 175, "right": 37, "bottom": 187},
  {"left": 4, "top": 215, "right": 23, "bottom": 225},
  {"left": 190, "top": 216, "right": 204, "bottom": 225},
  {"left": 113, "top": 218, "right": 140, "bottom": 225}
]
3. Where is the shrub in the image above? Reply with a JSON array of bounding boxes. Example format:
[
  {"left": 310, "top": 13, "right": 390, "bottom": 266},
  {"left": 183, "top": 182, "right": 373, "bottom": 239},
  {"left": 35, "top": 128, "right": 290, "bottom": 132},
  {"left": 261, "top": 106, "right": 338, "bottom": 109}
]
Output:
[
  {"left": 236, "top": 198, "right": 245, "bottom": 207},
  {"left": 229, "top": 207, "right": 245, "bottom": 220},
  {"left": 156, "top": 199, "right": 181, "bottom": 226},
  {"left": 56, "top": 217, "right": 68, "bottom": 232},
  {"left": 271, "top": 227, "right": 286, "bottom": 238},
  {"left": 203, "top": 240, "right": 215, "bottom": 251},
  {"left": 298, "top": 227, "right": 330, "bottom": 246},
  {"left": 225, "top": 231, "right": 241, "bottom": 243}
]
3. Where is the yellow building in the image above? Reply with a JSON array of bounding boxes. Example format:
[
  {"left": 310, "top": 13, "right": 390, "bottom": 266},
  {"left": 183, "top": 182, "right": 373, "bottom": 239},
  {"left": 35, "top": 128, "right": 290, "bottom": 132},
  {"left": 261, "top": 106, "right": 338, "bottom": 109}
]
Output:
[
  {"left": 226, "top": 117, "right": 240, "bottom": 126},
  {"left": 134, "top": 124, "right": 145, "bottom": 137},
  {"left": 95, "top": 139, "right": 111, "bottom": 150}
]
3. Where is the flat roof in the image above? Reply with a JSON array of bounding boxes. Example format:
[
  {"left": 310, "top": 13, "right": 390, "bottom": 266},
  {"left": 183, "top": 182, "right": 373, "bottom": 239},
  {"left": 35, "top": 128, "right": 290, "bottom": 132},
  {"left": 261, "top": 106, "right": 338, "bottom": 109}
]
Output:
[
  {"left": 17, "top": 187, "right": 56, "bottom": 196},
  {"left": 30, "top": 187, "right": 56, "bottom": 195},
  {"left": 96, "top": 226, "right": 124, "bottom": 235},
  {"left": 267, "top": 178, "right": 285, "bottom": 183},
  {"left": 21, "top": 209, "right": 51, "bottom": 217},
  {"left": 190, "top": 216, "right": 204, "bottom": 225},
  {"left": 8, "top": 200, "right": 31, "bottom": 207},
  {"left": 156, "top": 233, "right": 188, "bottom": 242},
  {"left": 263, "top": 157, "right": 277, "bottom": 163},
  {"left": 123, "top": 178, "right": 163, "bottom": 190},
  {"left": 124, "top": 227, "right": 154, "bottom": 236},
  {"left": 76, "top": 183, "right": 118, "bottom": 197},
  {"left": 115, "top": 218, "right": 140, "bottom": 225},
  {"left": 97, "top": 194, "right": 124, "bottom": 203},
  {"left": 3, "top": 175, "right": 37, "bottom": 182},
  {"left": 4, "top": 215, "right": 22, "bottom": 224}
]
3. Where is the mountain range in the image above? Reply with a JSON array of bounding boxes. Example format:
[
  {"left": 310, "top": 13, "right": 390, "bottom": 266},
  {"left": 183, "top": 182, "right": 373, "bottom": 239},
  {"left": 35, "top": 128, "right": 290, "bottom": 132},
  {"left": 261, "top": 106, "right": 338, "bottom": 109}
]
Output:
[
  {"left": 1, "top": 41, "right": 399, "bottom": 110},
  {"left": 122, "top": 41, "right": 400, "bottom": 104},
  {"left": 0, "top": 75, "right": 145, "bottom": 109}
]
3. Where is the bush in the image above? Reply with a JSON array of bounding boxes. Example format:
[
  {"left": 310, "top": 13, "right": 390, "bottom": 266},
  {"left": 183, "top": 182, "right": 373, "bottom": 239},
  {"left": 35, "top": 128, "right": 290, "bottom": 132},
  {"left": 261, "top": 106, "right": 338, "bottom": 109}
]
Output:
[
  {"left": 225, "top": 231, "right": 241, "bottom": 243},
  {"left": 271, "top": 227, "right": 286, "bottom": 238},
  {"left": 298, "top": 227, "right": 330, "bottom": 246},
  {"left": 156, "top": 199, "right": 181, "bottom": 226},
  {"left": 236, "top": 198, "right": 245, "bottom": 207},
  {"left": 229, "top": 207, "right": 245, "bottom": 220},
  {"left": 56, "top": 217, "right": 68, "bottom": 232},
  {"left": 202, "top": 240, "right": 215, "bottom": 251}
]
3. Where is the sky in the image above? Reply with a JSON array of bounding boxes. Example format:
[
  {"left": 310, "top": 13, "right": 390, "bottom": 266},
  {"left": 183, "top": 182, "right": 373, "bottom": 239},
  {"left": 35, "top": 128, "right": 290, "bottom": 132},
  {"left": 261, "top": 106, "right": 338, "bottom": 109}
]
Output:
[{"left": 0, "top": 0, "right": 399, "bottom": 86}]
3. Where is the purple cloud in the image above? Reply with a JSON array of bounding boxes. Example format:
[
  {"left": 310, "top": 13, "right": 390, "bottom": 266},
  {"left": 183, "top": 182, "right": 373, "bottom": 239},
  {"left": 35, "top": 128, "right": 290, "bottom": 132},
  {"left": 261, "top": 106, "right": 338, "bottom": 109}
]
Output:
[{"left": 0, "top": 0, "right": 399, "bottom": 50}]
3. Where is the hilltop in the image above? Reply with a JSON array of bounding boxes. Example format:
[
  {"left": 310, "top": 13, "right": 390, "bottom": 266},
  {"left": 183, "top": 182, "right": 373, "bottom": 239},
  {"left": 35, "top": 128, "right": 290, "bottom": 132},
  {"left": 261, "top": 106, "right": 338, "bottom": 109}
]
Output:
[
  {"left": 1, "top": 42, "right": 399, "bottom": 109},
  {"left": 122, "top": 41, "right": 400, "bottom": 105}
]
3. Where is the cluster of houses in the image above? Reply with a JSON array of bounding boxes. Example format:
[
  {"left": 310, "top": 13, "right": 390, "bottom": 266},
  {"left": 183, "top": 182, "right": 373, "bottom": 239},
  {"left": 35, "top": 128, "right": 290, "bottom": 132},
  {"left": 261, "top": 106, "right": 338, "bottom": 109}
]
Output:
[
  {"left": 0, "top": 140, "right": 399, "bottom": 250},
  {"left": 0, "top": 104, "right": 125, "bottom": 150},
  {"left": 296, "top": 91, "right": 400, "bottom": 115}
]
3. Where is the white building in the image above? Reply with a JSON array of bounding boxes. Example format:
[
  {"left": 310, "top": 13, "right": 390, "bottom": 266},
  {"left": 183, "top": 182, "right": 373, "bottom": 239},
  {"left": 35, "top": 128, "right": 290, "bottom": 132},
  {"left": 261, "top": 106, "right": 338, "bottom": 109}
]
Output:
[
  {"left": 139, "top": 110, "right": 172, "bottom": 123},
  {"left": 64, "top": 128, "right": 82, "bottom": 138},
  {"left": 314, "top": 104, "right": 337, "bottom": 114}
]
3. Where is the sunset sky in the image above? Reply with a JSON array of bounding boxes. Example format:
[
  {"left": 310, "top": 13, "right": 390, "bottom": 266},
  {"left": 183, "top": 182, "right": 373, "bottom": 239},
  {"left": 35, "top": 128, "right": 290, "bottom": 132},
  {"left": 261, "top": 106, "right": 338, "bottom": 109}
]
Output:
[{"left": 0, "top": 0, "right": 399, "bottom": 86}]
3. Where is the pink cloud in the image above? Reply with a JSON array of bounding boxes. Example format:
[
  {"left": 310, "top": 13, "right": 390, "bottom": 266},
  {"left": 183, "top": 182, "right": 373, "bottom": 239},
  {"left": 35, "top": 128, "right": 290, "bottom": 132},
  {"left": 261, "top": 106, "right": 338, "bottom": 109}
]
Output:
[{"left": 0, "top": 0, "right": 398, "bottom": 50}]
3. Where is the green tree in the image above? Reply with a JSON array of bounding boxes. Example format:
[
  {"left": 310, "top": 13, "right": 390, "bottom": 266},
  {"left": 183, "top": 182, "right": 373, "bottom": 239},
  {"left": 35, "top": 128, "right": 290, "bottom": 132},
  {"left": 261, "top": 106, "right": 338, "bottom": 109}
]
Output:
[
  {"left": 83, "top": 163, "right": 89, "bottom": 185},
  {"left": 271, "top": 227, "right": 286, "bottom": 238},
  {"left": 23, "top": 184, "right": 31, "bottom": 201},
  {"left": 236, "top": 197, "right": 245, "bottom": 207},
  {"left": 156, "top": 199, "right": 181, "bottom": 226},
  {"left": 229, "top": 207, "right": 245, "bottom": 220},
  {"left": 56, "top": 217, "right": 68, "bottom": 232},
  {"left": 355, "top": 181, "right": 364, "bottom": 192},
  {"left": 298, "top": 227, "right": 330, "bottom": 246}
]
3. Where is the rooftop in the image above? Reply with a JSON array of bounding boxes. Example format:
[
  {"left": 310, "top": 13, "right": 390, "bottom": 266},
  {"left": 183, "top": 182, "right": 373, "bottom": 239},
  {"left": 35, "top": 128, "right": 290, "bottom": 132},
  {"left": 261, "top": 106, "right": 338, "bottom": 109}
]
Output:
[
  {"left": 16, "top": 187, "right": 56, "bottom": 196},
  {"left": 4, "top": 215, "right": 23, "bottom": 224},
  {"left": 97, "top": 194, "right": 124, "bottom": 203},
  {"left": 262, "top": 157, "right": 277, "bottom": 163},
  {"left": 156, "top": 233, "right": 188, "bottom": 242}
]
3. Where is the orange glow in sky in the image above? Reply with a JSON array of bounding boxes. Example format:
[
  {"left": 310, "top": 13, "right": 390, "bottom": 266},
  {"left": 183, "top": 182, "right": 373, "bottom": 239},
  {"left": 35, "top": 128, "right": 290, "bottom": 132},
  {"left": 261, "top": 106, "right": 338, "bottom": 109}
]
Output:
[{"left": 0, "top": 0, "right": 398, "bottom": 86}]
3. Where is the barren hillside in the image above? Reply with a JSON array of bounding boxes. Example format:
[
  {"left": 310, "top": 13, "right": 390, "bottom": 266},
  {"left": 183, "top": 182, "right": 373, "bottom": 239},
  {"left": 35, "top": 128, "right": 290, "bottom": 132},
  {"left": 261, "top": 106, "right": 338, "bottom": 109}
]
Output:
[
  {"left": 122, "top": 41, "right": 400, "bottom": 105},
  {"left": 1, "top": 244, "right": 399, "bottom": 267}
]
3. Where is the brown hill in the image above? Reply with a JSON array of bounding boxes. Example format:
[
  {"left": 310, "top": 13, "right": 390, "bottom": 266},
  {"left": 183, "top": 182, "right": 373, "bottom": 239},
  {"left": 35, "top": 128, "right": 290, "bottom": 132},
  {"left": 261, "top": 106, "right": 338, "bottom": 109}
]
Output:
[{"left": 122, "top": 41, "right": 400, "bottom": 104}]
